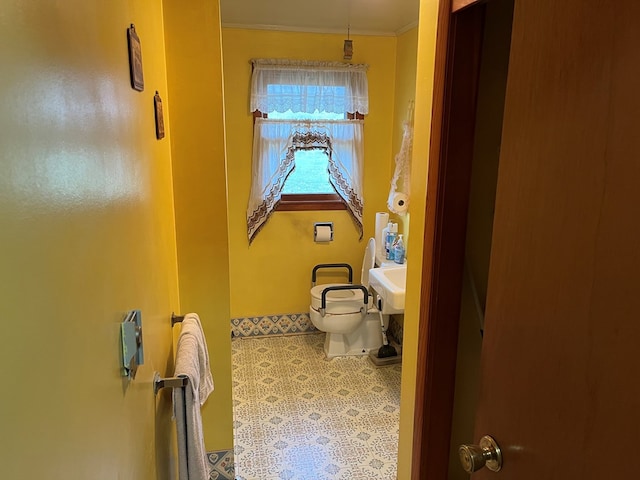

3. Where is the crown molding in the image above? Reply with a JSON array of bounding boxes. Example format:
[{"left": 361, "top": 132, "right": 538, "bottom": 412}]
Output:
[{"left": 221, "top": 22, "right": 418, "bottom": 38}]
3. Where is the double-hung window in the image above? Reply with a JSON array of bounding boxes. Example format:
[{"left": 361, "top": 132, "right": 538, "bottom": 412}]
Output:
[{"left": 246, "top": 59, "right": 368, "bottom": 243}]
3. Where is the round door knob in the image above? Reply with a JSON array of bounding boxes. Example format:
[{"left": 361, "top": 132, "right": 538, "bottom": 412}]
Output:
[{"left": 459, "top": 435, "right": 502, "bottom": 473}]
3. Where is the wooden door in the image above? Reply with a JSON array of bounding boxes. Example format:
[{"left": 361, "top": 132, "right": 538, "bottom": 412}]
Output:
[{"left": 471, "top": 0, "right": 640, "bottom": 477}]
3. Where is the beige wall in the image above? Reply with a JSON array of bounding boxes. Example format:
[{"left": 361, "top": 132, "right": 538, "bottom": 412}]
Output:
[{"left": 0, "top": 1, "right": 181, "bottom": 478}]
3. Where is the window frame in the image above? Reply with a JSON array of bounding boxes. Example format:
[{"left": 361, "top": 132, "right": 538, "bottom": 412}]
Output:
[{"left": 277, "top": 193, "right": 347, "bottom": 211}]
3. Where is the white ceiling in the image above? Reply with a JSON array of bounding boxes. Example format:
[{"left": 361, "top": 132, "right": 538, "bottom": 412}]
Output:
[{"left": 220, "top": 0, "right": 420, "bottom": 37}]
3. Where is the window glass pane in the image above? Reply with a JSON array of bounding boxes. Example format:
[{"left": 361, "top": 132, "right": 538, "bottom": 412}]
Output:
[{"left": 281, "top": 149, "right": 336, "bottom": 194}]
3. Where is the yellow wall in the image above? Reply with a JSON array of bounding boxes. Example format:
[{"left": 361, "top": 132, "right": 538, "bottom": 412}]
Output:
[
  {"left": 222, "top": 28, "right": 400, "bottom": 317},
  {"left": 390, "top": 28, "right": 419, "bottom": 245},
  {"left": 397, "top": 1, "right": 441, "bottom": 478},
  {"left": 392, "top": 28, "right": 419, "bottom": 157},
  {"left": 0, "top": 1, "right": 180, "bottom": 478},
  {"left": 163, "top": 0, "right": 234, "bottom": 451}
]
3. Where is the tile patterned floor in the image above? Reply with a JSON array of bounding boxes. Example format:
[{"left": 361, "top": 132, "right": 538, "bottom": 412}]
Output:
[{"left": 232, "top": 333, "right": 402, "bottom": 480}]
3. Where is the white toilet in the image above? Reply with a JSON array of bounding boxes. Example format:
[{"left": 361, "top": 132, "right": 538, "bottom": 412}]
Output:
[{"left": 309, "top": 238, "right": 390, "bottom": 358}]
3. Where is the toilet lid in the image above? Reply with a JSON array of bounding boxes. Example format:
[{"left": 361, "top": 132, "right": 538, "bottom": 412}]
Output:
[{"left": 360, "top": 237, "right": 376, "bottom": 289}]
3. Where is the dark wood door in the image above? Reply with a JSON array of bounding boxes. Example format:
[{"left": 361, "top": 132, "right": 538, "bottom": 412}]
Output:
[{"left": 472, "top": 0, "right": 640, "bottom": 477}]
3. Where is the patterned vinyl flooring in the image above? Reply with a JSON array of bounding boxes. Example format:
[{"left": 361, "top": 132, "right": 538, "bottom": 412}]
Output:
[{"left": 232, "top": 333, "right": 402, "bottom": 480}]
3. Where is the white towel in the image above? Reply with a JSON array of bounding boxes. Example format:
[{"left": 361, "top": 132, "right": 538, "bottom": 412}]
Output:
[{"left": 173, "top": 312, "right": 215, "bottom": 480}]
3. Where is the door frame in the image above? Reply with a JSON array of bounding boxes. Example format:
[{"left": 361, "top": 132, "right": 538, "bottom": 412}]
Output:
[{"left": 411, "top": 0, "right": 487, "bottom": 478}]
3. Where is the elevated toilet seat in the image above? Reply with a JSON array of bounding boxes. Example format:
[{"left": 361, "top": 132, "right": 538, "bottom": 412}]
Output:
[
  {"left": 309, "top": 238, "right": 388, "bottom": 357},
  {"left": 310, "top": 283, "right": 372, "bottom": 315}
]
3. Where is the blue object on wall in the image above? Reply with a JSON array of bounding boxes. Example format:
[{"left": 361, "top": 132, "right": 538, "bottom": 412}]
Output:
[{"left": 121, "top": 310, "right": 144, "bottom": 379}]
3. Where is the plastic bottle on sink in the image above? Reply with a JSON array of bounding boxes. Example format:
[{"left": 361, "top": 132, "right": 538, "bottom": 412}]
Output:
[
  {"left": 384, "top": 222, "right": 398, "bottom": 261},
  {"left": 392, "top": 234, "right": 405, "bottom": 264}
]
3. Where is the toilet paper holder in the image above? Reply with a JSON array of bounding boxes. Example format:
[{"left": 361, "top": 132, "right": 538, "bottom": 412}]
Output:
[{"left": 314, "top": 222, "right": 334, "bottom": 242}]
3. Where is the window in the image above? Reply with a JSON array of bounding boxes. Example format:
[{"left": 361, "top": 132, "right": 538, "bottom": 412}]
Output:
[
  {"left": 246, "top": 59, "right": 368, "bottom": 243},
  {"left": 268, "top": 109, "right": 347, "bottom": 211},
  {"left": 280, "top": 149, "right": 335, "bottom": 195},
  {"left": 276, "top": 149, "right": 346, "bottom": 211}
]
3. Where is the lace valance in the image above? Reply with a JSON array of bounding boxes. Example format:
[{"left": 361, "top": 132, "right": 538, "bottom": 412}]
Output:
[{"left": 250, "top": 59, "right": 369, "bottom": 115}]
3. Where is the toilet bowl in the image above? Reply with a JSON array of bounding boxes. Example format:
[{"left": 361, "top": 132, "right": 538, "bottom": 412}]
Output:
[{"left": 309, "top": 238, "right": 390, "bottom": 358}]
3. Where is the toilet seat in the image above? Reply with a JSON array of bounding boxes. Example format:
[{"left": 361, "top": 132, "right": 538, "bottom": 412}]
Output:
[{"left": 310, "top": 283, "right": 371, "bottom": 314}]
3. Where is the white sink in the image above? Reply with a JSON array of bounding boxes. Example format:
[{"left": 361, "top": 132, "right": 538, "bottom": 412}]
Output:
[{"left": 368, "top": 264, "right": 407, "bottom": 314}]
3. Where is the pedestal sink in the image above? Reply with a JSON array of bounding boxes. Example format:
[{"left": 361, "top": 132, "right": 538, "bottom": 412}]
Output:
[{"left": 368, "top": 264, "right": 407, "bottom": 314}]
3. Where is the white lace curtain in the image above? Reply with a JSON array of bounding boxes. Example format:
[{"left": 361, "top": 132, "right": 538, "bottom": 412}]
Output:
[
  {"left": 250, "top": 59, "right": 369, "bottom": 114},
  {"left": 247, "top": 119, "right": 365, "bottom": 243},
  {"left": 246, "top": 59, "right": 368, "bottom": 243},
  {"left": 387, "top": 101, "right": 414, "bottom": 215}
]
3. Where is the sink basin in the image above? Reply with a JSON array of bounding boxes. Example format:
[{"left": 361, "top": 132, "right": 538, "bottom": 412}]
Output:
[{"left": 368, "top": 264, "right": 407, "bottom": 314}]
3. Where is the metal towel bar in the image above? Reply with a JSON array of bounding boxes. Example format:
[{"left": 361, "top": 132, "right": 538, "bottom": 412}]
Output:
[
  {"left": 171, "top": 312, "right": 184, "bottom": 326},
  {"left": 153, "top": 372, "right": 188, "bottom": 395},
  {"left": 156, "top": 314, "right": 188, "bottom": 394},
  {"left": 154, "top": 313, "right": 191, "bottom": 394}
]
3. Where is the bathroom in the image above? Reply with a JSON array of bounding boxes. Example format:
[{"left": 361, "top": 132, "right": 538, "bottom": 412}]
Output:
[
  {"left": 8, "top": 0, "right": 637, "bottom": 478},
  {"left": 224, "top": 31, "right": 416, "bottom": 326},
  {"left": 223, "top": 21, "right": 418, "bottom": 478},
  {"left": 1, "top": 0, "right": 437, "bottom": 477}
]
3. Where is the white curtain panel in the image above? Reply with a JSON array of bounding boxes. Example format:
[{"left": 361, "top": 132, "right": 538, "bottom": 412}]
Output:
[
  {"left": 247, "top": 119, "right": 364, "bottom": 243},
  {"left": 326, "top": 120, "right": 364, "bottom": 234},
  {"left": 250, "top": 59, "right": 369, "bottom": 115}
]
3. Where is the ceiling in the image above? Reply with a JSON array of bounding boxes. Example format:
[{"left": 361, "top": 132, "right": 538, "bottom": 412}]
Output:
[{"left": 220, "top": 0, "right": 420, "bottom": 37}]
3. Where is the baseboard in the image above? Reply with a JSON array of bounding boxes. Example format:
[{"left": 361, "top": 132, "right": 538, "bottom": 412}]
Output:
[
  {"left": 231, "top": 313, "right": 318, "bottom": 337},
  {"left": 230, "top": 312, "right": 404, "bottom": 343},
  {"left": 207, "top": 450, "right": 234, "bottom": 480}
]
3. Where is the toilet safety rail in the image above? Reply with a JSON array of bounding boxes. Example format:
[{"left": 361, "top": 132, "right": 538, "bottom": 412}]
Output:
[
  {"left": 311, "top": 263, "right": 353, "bottom": 286},
  {"left": 318, "top": 285, "right": 369, "bottom": 316}
]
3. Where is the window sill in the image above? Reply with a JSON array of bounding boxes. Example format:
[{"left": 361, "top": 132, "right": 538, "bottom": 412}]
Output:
[{"left": 276, "top": 194, "right": 347, "bottom": 211}]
